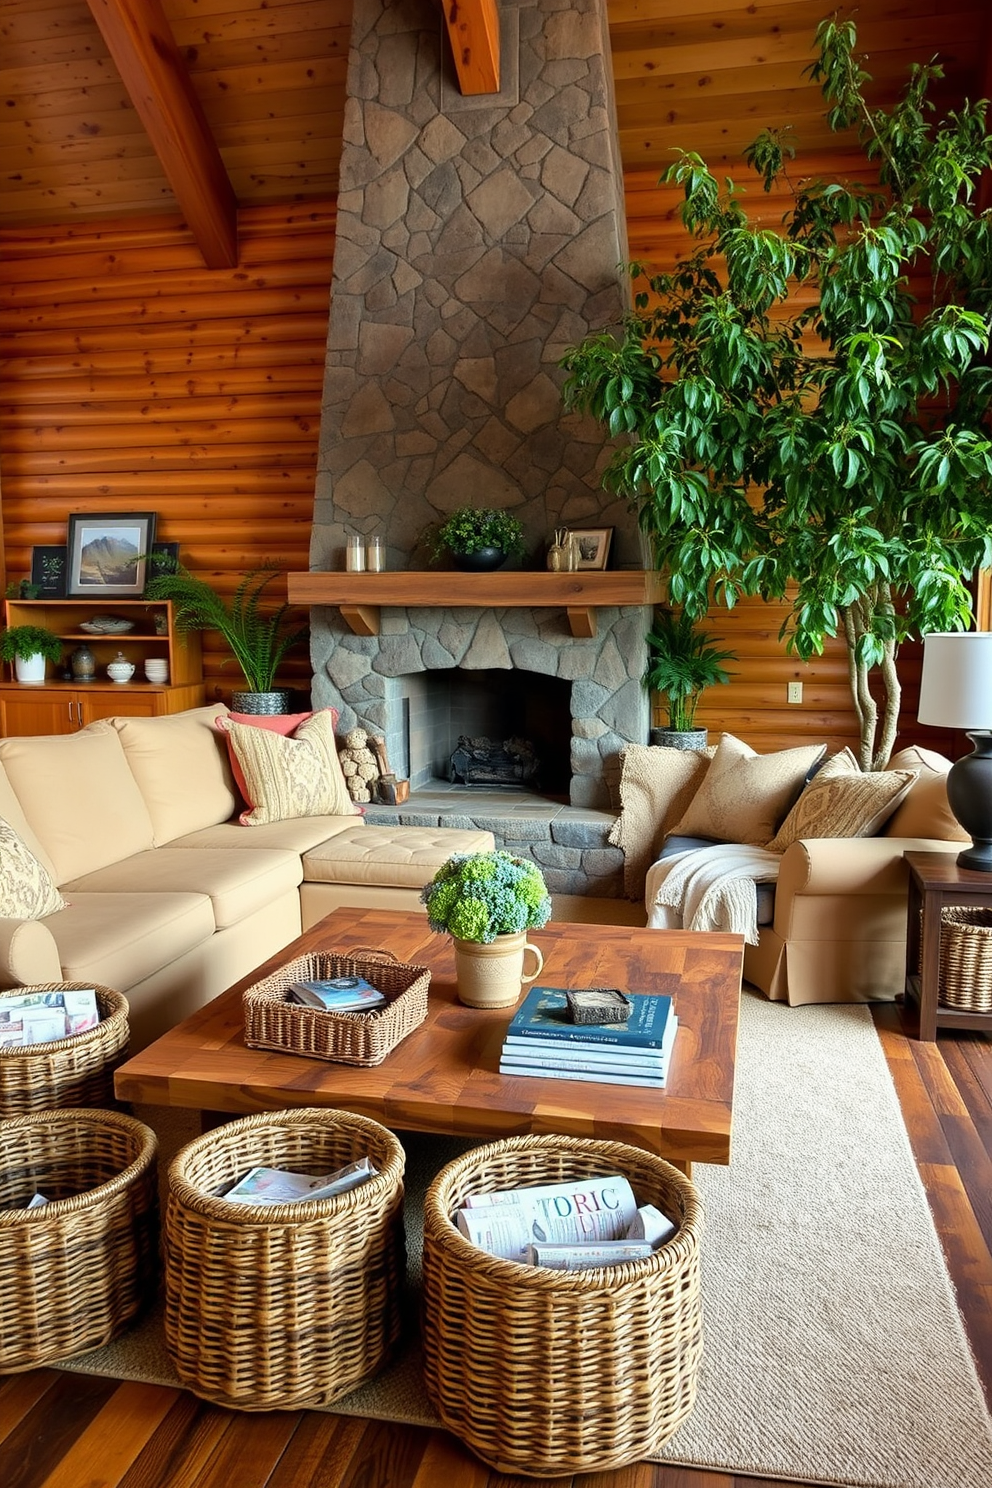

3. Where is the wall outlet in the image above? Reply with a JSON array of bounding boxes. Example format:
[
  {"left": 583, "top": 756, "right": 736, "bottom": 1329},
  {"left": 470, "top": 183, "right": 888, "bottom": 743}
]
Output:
[{"left": 787, "top": 681, "right": 803, "bottom": 704}]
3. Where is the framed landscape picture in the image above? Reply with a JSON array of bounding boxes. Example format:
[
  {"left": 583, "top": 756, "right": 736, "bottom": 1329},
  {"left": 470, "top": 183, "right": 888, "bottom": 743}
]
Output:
[
  {"left": 570, "top": 527, "right": 613, "bottom": 571},
  {"left": 66, "top": 512, "right": 157, "bottom": 598},
  {"left": 30, "top": 544, "right": 68, "bottom": 598}
]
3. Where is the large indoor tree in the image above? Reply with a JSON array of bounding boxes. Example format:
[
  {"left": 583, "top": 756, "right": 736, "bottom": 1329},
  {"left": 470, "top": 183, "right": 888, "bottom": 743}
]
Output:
[{"left": 561, "top": 17, "right": 992, "bottom": 770}]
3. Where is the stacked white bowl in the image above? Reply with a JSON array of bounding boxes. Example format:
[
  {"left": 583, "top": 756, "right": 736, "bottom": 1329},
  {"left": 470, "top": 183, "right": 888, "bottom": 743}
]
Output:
[{"left": 144, "top": 658, "right": 169, "bottom": 684}]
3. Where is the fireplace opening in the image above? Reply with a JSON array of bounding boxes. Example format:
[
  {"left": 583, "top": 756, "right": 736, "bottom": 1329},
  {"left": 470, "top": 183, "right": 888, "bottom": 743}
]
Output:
[{"left": 403, "top": 669, "right": 573, "bottom": 798}]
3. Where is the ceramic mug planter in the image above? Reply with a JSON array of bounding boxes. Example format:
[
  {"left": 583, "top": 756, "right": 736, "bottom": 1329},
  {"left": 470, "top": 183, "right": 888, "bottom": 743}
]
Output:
[{"left": 452, "top": 931, "right": 544, "bottom": 1010}]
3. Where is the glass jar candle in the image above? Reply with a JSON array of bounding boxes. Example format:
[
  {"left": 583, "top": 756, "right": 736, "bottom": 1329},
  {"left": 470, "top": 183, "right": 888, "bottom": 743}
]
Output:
[
  {"left": 345, "top": 535, "right": 366, "bottom": 572},
  {"left": 367, "top": 536, "right": 385, "bottom": 572}
]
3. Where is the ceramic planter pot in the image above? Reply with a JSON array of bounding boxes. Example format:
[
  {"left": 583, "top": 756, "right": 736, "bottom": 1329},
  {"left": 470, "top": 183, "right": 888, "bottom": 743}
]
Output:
[
  {"left": 451, "top": 547, "right": 507, "bottom": 572},
  {"left": 230, "top": 689, "right": 294, "bottom": 715},
  {"left": 452, "top": 931, "right": 544, "bottom": 1010},
  {"left": 14, "top": 653, "right": 46, "bottom": 683},
  {"left": 650, "top": 727, "right": 708, "bottom": 751}
]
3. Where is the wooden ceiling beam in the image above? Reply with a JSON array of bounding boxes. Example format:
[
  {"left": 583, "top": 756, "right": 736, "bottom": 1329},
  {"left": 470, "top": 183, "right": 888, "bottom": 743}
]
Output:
[
  {"left": 84, "top": 0, "right": 238, "bottom": 268},
  {"left": 441, "top": 0, "right": 500, "bottom": 96}
]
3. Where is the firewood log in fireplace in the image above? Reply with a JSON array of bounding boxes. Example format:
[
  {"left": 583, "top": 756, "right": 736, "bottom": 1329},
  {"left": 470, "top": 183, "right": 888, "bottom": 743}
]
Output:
[{"left": 449, "top": 735, "right": 540, "bottom": 787}]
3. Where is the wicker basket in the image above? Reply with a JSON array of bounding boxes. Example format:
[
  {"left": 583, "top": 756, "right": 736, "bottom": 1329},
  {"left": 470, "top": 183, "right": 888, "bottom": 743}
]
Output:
[
  {"left": 0, "top": 983, "right": 129, "bottom": 1116},
  {"left": 242, "top": 947, "right": 430, "bottom": 1066},
  {"left": 421, "top": 1134, "right": 703, "bottom": 1478},
  {"left": 0, "top": 1107, "right": 159, "bottom": 1370},
  {"left": 938, "top": 906, "right": 992, "bottom": 1011},
  {"left": 164, "top": 1107, "right": 407, "bottom": 1410}
]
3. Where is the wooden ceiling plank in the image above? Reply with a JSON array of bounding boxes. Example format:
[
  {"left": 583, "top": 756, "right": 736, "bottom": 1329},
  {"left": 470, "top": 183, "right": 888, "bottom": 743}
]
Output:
[
  {"left": 84, "top": 0, "right": 238, "bottom": 267},
  {"left": 441, "top": 0, "right": 500, "bottom": 96}
]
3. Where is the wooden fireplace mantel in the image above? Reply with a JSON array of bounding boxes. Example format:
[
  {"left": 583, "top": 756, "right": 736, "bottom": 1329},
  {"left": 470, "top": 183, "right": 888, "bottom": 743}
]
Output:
[{"left": 287, "top": 570, "right": 664, "bottom": 639}]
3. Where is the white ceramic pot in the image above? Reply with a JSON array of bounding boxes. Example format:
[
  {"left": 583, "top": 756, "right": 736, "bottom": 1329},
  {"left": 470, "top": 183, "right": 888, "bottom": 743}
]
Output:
[
  {"left": 107, "top": 652, "right": 135, "bottom": 683},
  {"left": 452, "top": 931, "right": 544, "bottom": 1010},
  {"left": 14, "top": 653, "right": 46, "bottom": 683}
]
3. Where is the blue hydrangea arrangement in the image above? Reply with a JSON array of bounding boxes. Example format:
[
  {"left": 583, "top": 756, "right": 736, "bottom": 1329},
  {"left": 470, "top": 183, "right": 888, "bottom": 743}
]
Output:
[{"left": 421, "top": 850, "right": 552, "bottom": 944}]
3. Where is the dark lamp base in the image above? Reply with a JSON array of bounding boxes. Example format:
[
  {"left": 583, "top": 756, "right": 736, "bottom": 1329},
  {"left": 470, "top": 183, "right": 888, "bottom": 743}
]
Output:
[{"left": 947, "top": 732, "right": 992, "bottom": 874}]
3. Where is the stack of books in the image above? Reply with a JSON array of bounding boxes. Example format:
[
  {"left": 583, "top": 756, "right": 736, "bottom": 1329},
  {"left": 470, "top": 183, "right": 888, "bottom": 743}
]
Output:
[{"left": 499, "top": 986, "right": 678, "bottom": 1088}]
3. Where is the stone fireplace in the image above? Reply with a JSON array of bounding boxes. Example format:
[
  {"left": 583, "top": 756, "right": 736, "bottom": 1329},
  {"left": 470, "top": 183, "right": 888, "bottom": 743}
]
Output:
[{"left": 301, "top": 0, "right": 653, "bottom": 893}]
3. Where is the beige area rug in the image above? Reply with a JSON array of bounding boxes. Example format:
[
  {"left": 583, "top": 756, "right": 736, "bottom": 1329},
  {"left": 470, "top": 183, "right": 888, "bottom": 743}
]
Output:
[{"left": 59, "top": 993, "right": 992, "bottom": 1488}]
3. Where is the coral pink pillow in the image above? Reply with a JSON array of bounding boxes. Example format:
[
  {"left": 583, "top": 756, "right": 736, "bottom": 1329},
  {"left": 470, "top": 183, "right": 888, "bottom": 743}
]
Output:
[{"left": 217, "top": 709, "right": 335, "bottom": 808}]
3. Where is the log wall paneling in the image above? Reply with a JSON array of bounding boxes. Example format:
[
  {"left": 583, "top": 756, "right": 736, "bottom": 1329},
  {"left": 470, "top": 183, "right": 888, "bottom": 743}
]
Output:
[{"left": 0, "top": 201, "right": 334, "bottom": 703}]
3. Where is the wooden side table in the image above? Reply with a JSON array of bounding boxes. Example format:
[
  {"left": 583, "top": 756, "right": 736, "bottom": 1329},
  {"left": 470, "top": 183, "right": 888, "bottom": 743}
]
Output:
[{"left": 904, "top": 851, "right": 992, "bottom": 1040}]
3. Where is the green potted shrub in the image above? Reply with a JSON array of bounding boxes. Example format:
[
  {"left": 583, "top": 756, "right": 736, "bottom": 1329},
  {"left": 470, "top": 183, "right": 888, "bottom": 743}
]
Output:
[
  {"left": 144, "top": 565, "right": 308, "bottom": 713},
  {"left": 429, "top": 507, "right": 526, "bottom": 571},
  {"left": 0, "top": 625, "right": 63, "bottom": 684},
  {"left": 421, "top": 850, "right": 552, "bottom": 1008},
  {"left": 644, "top": 609, "right": 734, "bottom": 749}
]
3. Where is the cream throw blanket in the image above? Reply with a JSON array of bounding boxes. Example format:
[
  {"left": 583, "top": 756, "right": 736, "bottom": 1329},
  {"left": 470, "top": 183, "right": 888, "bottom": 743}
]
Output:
[{"left": 645, "top": 843, "right": 781, "bottom": 944}]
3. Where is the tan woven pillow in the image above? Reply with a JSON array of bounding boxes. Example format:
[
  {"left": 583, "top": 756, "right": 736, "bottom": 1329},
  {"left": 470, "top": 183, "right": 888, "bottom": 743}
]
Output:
[
  {"left": 671, "top": 733, "right": 826, "bottom": 847},
  {"left": 216, "top": 708, "right": 355, "bottom": 826},
  {"left": 768, "top": 748, "right": 919, "bottom": 852},
  {"left": 0, "top": 816, "right": 67, "bottom": 918},
  {"left": 608, "top": 744, "right": 715, "bottom": 898}
]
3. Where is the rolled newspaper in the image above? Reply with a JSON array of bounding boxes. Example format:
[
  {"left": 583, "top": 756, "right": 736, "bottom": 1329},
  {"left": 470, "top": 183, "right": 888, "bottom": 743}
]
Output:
[
  {"left": 456, "top": 1174, "right": 637, "bottom": 1260},
  {"left": 524, "top": 1240, "right": 654, "bottom": 1271}
]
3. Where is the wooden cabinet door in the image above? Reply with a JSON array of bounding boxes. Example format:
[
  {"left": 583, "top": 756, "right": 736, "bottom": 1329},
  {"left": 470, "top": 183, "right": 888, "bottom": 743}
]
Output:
[
  {"left": 0, "top": 690, "right": 75, "bottom": 736},
  {"left": 78, "top": 691, "right": 159, "bottom": 725}
]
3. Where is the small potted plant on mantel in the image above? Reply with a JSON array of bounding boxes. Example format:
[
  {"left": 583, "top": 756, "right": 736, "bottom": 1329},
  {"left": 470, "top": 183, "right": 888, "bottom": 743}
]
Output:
[
  {"left": 0, "top": 625, "right": 64, "bottom": 684},
  {"left": 429, "top": 507, "right": 526, "bottom": 571},
  {"left": 644, "top": 608, "right": 734, "bottom": 750},
  {"left": 421, "top": 850, "right": 552, "bottom": 1009}
]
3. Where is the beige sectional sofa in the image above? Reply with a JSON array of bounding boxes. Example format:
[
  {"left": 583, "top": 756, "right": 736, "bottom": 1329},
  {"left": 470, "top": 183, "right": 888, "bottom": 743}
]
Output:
[{"left": 0, "top": 704, "right": 492, "bottom": 1048}]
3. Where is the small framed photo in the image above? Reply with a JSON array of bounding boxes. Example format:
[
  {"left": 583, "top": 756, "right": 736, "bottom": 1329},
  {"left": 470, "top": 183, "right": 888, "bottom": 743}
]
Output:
[
  {"left": 30, "top": 545, "right": 68, "bottom": 598},
  {"left": 149, "top": 540, "right": 180, "bottom": 578},
  {"left": 570, "top": 527, "right": 613, "bottom": 571},
  {"left": 66, "top": 512, "right": 157, "bottom": 598}
]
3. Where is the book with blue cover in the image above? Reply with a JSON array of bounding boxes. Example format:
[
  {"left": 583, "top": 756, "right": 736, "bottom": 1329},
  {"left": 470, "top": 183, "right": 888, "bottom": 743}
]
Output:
[
  {"left": 506, "top": 986, "right": 674, "bottom": 1049},
  {"left": 500, "top": 1014, "right": 678, "bottom": 1087}
]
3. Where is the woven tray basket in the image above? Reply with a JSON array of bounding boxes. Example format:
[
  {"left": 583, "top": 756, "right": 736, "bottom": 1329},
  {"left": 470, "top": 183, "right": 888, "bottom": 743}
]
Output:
[
  {"left": 242, "top": 947, "right": 430, "bottom": 1066},
  {"left": 164, "top": 1107, "right": 406, "bottom": 1410},
  {"left": 421, "top": 1133, "right": 703, "bottom": 1478},
  {"left": 0, "top": 1107, "right": 159, "bottom": 1371},
  {"left": 0, "top": 983, "right": 129, "bottom": 1116},
  {"left": 938, "top": 906, "right": 992, "bottom": 1011}
]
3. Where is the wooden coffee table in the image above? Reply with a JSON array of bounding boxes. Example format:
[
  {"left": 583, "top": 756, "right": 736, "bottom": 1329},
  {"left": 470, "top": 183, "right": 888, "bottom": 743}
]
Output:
[{"left": 114, "top": 908, "right": 744, "bottom": 1170}]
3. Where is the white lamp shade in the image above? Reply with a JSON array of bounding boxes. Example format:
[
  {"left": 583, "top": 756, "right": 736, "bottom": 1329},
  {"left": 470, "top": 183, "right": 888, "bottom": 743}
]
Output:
[{"left": 918, "top": 632, "right": 992, "bottom": 729}]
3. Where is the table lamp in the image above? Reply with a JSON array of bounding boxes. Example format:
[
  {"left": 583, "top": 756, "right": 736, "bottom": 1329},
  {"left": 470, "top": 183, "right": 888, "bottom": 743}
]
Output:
[{"left": 918, "top": 631, "right": 992, "bottom": 871}]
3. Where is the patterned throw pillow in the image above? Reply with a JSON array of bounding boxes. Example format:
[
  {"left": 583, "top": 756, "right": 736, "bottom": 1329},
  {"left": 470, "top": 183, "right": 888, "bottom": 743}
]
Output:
[
  {"left": 216, "top": 708, "right": 356, "bottom": 825},
  {"left": 0, "top": 815, "right": 67, "bottom": 918},
  {"left": 767, "top": 748, "right": 919, "bottom": 853},
  {"left": 671, "top": 733, "right": 827, "bottom": 847}
]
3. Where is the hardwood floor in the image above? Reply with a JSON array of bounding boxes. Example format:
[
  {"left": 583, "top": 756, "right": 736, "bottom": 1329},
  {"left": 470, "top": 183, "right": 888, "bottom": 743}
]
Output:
[{"left": 2, "top": 1008, "right": 991, "bottom": 1488}]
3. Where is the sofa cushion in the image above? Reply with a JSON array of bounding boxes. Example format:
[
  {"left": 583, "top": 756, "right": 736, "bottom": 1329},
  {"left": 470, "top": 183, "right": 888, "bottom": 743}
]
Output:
[
  {"left": 0, "top": 724, "right": 155, "bottom": 884},
  {"left": 61, "top": 847, "right": 302, "bottom": 931},
  {"left": 608, "top": 744, "right": 715, "bottom": 899},
  {"left": 0, "top": 762, "right": 58, "bottom": 880},
  {"left": 42, "top": 892, "right": 215, "bottom": 990},
  {"left": 216, "top": 708, "right": 356, "bottom": 825},
  {"left": 0, "top": 816, "right": 67, "bottom": 919},
  {"left": 169, "top": 816, "right": 362, "bottom": 853},
  {"left": 111, "top": 705, "right": 238, "bottom": 844},
  {"left": 303, "top": 824, "right": 495, "bottom": 889},
  {"left": 883, "top": 746, "right": 970, "bottom": 841},
  {"left": 767, "top": 749, "right": 919, "bottom": 852},
  {"left": 671, "top": 734, "right": 826, "bottom": 847}
]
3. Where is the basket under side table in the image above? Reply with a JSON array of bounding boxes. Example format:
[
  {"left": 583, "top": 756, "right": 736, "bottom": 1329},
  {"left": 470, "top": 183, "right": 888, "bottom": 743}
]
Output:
[{"left": 904, "top": 851, "right": 992, "bottom": 1041}]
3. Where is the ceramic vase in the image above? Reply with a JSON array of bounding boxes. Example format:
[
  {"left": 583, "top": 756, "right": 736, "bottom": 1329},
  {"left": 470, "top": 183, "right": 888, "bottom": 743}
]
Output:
[
  {"left": 452, "top": 931, "right": 544, "bottom": 1010},
  {"left": 14, "top": 653, "right": 46, "bottom": 683}
]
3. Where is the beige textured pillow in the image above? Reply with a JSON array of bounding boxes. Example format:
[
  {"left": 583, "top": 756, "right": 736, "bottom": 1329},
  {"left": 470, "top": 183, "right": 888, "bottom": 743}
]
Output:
[
  {"left": 608, "top": 744, "right": 714, "bottom": 898},
  {"left": 768, "top": 748, "right": 919, "bottom": 852},
  {"left": 0, "top": 816, "right": 67, "bottom": 918},
  {"left": 217, "top": 708, "right": 355, "bottom": 825},
  {"left": 671, "top": 733, "right": 827, "bottom": 847},
  {"left": 112, "top": 705, "right": 238, "bottom": 844},
  {"left": 883, "top": 746, "right": 970, "bottom": 841}
]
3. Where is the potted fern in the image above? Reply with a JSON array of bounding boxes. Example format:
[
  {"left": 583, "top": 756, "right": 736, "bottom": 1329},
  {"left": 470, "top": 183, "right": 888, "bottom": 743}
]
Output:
[
  {"left": 144, "top": 565, "right": 308, "bottom": 713},
  {"left": 644, "top": 609, "right": 734, "bottom": 749},
  {"left": 0, "top": 625, "right": 63, "bottom": 684}
]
